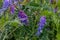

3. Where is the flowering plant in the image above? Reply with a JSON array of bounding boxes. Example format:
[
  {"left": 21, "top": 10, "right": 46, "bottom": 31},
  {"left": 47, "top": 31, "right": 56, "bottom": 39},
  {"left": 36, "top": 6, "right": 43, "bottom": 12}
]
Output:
[{"left": 0, "top": 0, "right": 60, "bottom": 40}]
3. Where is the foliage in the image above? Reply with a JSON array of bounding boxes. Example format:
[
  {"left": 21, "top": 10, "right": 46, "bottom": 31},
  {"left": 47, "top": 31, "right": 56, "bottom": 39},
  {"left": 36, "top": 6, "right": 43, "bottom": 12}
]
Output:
[{"left": 0, "top": 0, "right": 60, "bottom": 40}]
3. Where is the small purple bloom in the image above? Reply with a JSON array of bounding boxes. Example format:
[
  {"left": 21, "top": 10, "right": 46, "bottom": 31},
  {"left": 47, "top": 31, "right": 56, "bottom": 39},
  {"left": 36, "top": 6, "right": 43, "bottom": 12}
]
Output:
[
  {"left": 50, "top": 0, "right": 53, "bottom": 4},
  {"left": 18, "top": 10, "right": 29, "bottom": 25},
  {"left": 0, "top": 0, "right": 10, "bottom": 14},
  {"left": 10, "top": 5, "right": 15, "bottom": 14},
  {"left": 54, "top": 6, "right": 58, "bottom": 13},
  {"left": 2, "top": 0, "right": 10, "bottom": 8},
  {"left": 0, "top": 0, "right": 13, "bottom": 12},
  {"left": 36, "top": 16, "right": 46, "bottom": 36}
]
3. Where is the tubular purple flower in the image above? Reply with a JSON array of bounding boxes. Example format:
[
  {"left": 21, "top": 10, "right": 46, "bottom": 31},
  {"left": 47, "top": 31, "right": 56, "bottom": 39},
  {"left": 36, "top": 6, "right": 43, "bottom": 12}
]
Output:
[
  {"left": 0, "top": 0, "right": 13, "bottom": 15},
  {"left": 54, "top": 6, "right": 58, "bottom": 13},
  {"left": 36, "top": 16, "right": 46, "bottom": 36},
  {"left": 2, "top": 0, "right": 10, "bottom": 8},
  {"left": 50, "top": 0, "right": 53, "bottom": 3},
  {"left": 0, "top": 0, "right": 10, "bottom": 14},
  {"left": 0, "top": 0, "right": 12, "bottom": 11},
  {"left": 18, "top": 10, "right": 29, "bottom": 25},
  {"left": 10, "top": 5, "right": 15, "bottom": 14}
]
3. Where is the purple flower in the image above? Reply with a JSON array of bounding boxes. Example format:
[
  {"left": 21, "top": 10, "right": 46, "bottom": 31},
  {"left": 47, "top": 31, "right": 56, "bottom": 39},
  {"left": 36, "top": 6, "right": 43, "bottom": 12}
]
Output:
[
  {"left": 36, "top": 16, "right": 46, "bottom": 36},
  {"left": 10, "top": 5, "right": 15, "bottom": 14},
  {"left": 50, "top": 0, "right": 54, "bottom": 4},
  {"left": 0, "top": 0, "right": 10, "bottom": 14},
  {"left": 2, "top": 0, "right": 10, "bottom": 8},
  {"left": 0, "top": 0, "right": 14, "bottom": 15},
  {"left": 0, "top": 0, "right": 13, "bottom": 12},
  {"left": 18, "top": 10, "right": 28, "bottom": 18},
  {"left": 18, "top": 10, "right": 29, "bottom": 25},
  {"left": 54, "top": 6, "right": 58, "bottom": 13}
]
